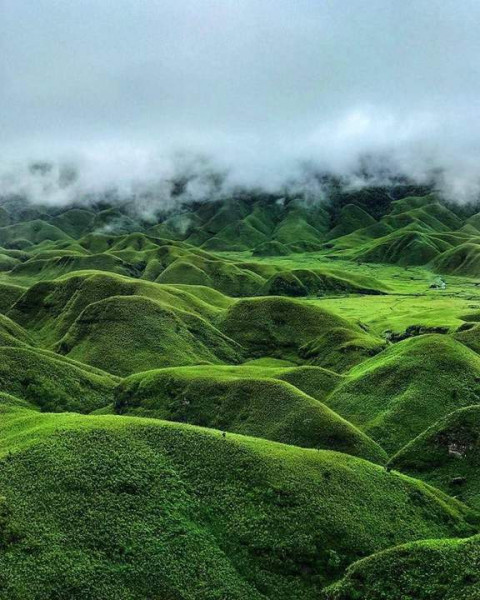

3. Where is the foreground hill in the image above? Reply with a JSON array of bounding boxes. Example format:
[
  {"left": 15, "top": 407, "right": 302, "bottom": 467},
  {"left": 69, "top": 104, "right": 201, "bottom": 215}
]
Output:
[
  {"left": 323, "top": 535, "right": 480, "bottom": 600},
  {"left": 0, "top": 397, "right": 476, "bottom": 600}
]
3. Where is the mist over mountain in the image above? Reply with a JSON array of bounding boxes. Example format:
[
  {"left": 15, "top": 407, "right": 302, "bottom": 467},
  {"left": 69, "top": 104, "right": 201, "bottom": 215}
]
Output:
[{"left": 3, "top": 0, "right": 480, "bottom": 208}]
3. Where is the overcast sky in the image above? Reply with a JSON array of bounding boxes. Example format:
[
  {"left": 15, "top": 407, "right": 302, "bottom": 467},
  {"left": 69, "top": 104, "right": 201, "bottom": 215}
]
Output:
[{"left": 2, "top": 0, "right": 480, "bottom": 201}]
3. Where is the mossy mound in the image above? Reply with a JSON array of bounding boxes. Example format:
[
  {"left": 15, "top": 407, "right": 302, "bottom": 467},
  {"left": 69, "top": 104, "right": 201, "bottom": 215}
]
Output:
[
  {"left": 201, "top": 219, "right": 268, "bottom": 251},
  {"left": 55, "top": 295, "right": 241, "bottom": 376},
  {"left": 79, "top": 232, "right": 119, "bottom": 253},
  {"left": 273, "top": 213, "right": 325, "bottom": 246},
  {"left": 10, "top": 253, "right": 139, "bottom": 280},
  {"left": 220, "top": 296, "right": 377, "bottom": 365},
  {"left": 52, "top": 208, "right": 96, "bottom": 238},
  {"left": 389, "top": 194, "right": 437, "bottom": 214},
  {"left": 454, "top": 321, "right": 480, "bottom": 354},
  {"left": 0, "top": 220, "right": 72, "bottom": 247},
  {"left": 8, "top": 271, "right": 232, "bottom": 345},
  {"left": 271, "top": 201, "right": 329, "bottom": 247},
  {"left": 0, "top": 346, "right": 117, "bottom": 412},
  {"left": 156, "top": 254, "right": 265, "bottom": 296},
  {"left": 323, "top": 535, "right": 480, "bottom": 600},
  {"left": 149, "top": 211, "right": 204, "bottom": 240},
  {"left": 261, "top": 268, "right": 388, "bottom": 297},
  {"left": 0, "top": 314, "right": 34, "bottom": 347},
  {"left": 300, "top": 326, "right": 386, "bottom": 372},
  {"left": 327, "top": 204, "right": 376, "bottom": 240},
  {"left": 326, "top": 335, "right": 480, "bottom": 453},
  {"left": 432, "top": 242, "right": 480, "bottom": 276},
  {"left": 356, "top": 230, "right": 451, "bottom": 266},
  {"left": 93, "top": 208, "right": 137, "bottom": 233},
  {"left": 0, "top": 282, "right": 26, "bottom": 312},
  {"left": 110, "top": 232, "right": 160, "bottom": 251},
  {"left": 252, "top": 240, "right": 290, "bottom": 256},
  {"left": 383, "top": 201, "right": 462, "bottom": 233},
  {"left": 391, "top": 406, "right": 480, "bottom": 510},
  {"left": 323, "top": 221, "right": 393, "bottom": 252},
  {"left": 0, "top": 407, "right": 476, "bottom": 599},
  {"left": 115, "top": 366, "right": 384, "bottom": 462}
]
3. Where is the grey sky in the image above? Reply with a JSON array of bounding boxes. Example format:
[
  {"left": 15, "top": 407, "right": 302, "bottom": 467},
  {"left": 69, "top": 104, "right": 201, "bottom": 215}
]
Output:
[{"left": 2, "top": 0, "right": 480, "bottom": 200}]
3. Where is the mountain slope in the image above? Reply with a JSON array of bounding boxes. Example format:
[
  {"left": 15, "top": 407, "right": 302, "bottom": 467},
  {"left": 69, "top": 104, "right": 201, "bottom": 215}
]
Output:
[{"left": 0, "top": 399, "right": 476, "bottom": 600}]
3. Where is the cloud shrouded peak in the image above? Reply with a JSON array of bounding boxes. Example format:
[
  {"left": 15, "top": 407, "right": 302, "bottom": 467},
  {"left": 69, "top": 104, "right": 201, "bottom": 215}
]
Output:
[{"left": 2, "top": 0, "right": 480, "bottom": 203}]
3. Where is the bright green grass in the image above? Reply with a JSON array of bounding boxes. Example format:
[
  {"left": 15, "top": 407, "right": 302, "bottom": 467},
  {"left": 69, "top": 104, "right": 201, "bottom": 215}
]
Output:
[
  {"left": 390, "top": 406, "right": 480, "bottom": 510},
  {"left": 2, "top": 196, "right": 480, "bottom": 597},
  {"left": 219, "top": 295, "right": 384, "bottom": 369},
  {"left": 114, "top": 365, "right": 384, "bottom": 462},
  {"left": 323, "top": 535, "right": 480, "bottom": 600},
  {"left": 55, "top": 294, "right": 241, "bottom": 375},
  {"left": 0, "top": 399, "right": 477, "bottom": 599},
  {"left": 7, "top": 270, "right": 235, "bottom": 346},
  {"left": 325, "top": 335, "right": 480, "bottom": 454}
]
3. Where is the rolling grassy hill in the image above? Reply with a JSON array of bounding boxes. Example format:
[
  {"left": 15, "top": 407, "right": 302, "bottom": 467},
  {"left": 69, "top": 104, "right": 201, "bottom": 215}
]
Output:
[
  {"left": 0, "top": 396, "right": 477, "bottom": 600},
  {"left": 114, "top": 365, "right": 385, "bottom": 462},
  {"left": 2, "top": 188, "right": 480, "bottom": 597},
  {"left": 323, "top": 535, "right": 480, "bottom": 600},
  {"left": 390, "top": 406, "right": 480, "bottom": 510},
  {"left": 325, "top": 335, "right": 480, "bottom": 454}
]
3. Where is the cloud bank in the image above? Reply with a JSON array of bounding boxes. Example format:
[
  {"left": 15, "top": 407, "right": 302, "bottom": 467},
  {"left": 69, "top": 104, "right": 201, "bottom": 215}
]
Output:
[{"left": 2, "top": 0, "right": 480, "bottom": 207}]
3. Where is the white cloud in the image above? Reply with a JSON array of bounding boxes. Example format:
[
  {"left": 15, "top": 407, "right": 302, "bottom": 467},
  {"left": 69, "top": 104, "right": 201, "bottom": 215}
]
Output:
[{"left": 2, "top": 0, "right": 480, "bottom": 204}]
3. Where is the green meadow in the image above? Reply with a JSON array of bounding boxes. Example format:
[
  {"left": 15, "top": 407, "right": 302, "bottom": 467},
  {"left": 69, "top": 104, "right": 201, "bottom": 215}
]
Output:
[{"left": 2, "top": 189, "right": 480, "bottom": 597}]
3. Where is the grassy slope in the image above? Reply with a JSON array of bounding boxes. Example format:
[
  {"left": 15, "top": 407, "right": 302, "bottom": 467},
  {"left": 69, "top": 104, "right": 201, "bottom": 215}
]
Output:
[
  {"left": 323, "top": 535, "right": 480, "bottom": 600},
  {"left": 390, "top": 406, "right": 480, "bottom": 510},
  {"left": 7, "top": 271, "right": 234, "bottom": 345},
  {"left": 54, "top": 294, "right": 241, "bottom": 375},
  {"left": 220, "top": 296, "right": 385, "bottom": 369},
  {"left": 0, "top": 398, "right": 477, "bottom": 600},
  {"left": 3, "top": 194, "right": 480, "bottom": 596},
  {"left": 0, "top": 346, "right": 118, "bottom": 412},
  {"left": 115, "top": 365, "right": 385, "bottom": 462},
  {"left": 325, "top": 335, "right": 480, "bottom": 454}
]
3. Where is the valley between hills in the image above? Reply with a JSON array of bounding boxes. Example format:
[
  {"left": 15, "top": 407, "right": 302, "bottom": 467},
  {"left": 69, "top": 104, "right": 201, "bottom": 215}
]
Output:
[{"left": 1, "top": 187, "right": 480, "bottom": 598}]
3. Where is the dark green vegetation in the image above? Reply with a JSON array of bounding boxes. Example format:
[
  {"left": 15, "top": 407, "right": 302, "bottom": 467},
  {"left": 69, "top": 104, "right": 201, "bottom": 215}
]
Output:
[
  {"left": 325, "top": 335, "right": 480, "bottom": 453},
  {"left": 0, "top": 397, "right": 477, "bottom": 600},
  {"left": 390, "top": 406, "right": 480, "bottom": 510},
  {"left": 2, "top": 187, "right": 480, "bottom": 597},
  {"left": 115, "top": 365, "right": 385, "bottom": 462},
  {"left": 323, "top": 535, "right": 480, "bottom": 600}
]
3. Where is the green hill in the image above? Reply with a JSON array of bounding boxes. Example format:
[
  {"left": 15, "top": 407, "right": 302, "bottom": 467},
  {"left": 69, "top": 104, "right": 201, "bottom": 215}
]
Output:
[
  {"left": 55, "top": 295, "right": 241, "bottom": 375},
  {"left": 1, "top": 190, "right": 480, "bottom": 596},
  {"left": 323, "top": 535, "right": 480, "bottom": 600},
  {"left": 390, "top": 406, "right": 480, "bottom": 510},
  {"left": 115, "top": 365, "right": 385, "bottom": 462},
  {"left": 52, "top": 208, "right": 96, "bottom": 237},
  {"left": 220, "top": 296, "right": 384, "bottom": 368},
  {"left": 0, "top": 346, "right": 117, "bottom": 412},
  {"left": 327, "top": 204, "right": 376, "bottom": 240},
  {"left": 0, "top": 400, "right": 476, "bottom": 600},
  {"left": 355, "top": 229, "right": 451, "bottom": 266},
  {"left": 261, "top": 267, "right": 388, "bottom": 297},
  {"left": 0, "top": 220, "right": 73, "bottom": 247},
  {"left": 325, "top": 335, "right": 480, "bottom": 453},
  {"left": 10, "top": 253, "right": 139, "bottom": 280},
  {"left": 8, "top": 271, "right": 233, "bottom": 345},
  {"left": 432, "top": 242, "right": 480, "bottom": 276}
]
